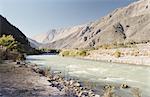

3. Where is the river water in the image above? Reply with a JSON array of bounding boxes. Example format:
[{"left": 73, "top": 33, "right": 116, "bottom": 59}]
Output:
[{"left": 26, "top": 55, "right": 150, "bottom": 97}]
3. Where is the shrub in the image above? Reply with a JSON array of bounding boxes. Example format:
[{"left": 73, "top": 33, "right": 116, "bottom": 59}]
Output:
[
  {"left": 60, "top": 50, "right": 70, "bottom": 56},
  {"left": 0, "top": 35, "right": 18, "bottom": 50},
  {"left": 77, "top": 50, "right": 87, "bottom": 56},
  {"left": 0, "top": 46, "right": 25, "bottom": 61},
  {"left": 59, "top": 50, "right": 88, "bottom": 57},
  {"left": 113, "top": 50, "right": 121, "bottom": 58}
]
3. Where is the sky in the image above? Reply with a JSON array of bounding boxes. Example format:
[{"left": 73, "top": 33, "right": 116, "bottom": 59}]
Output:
[{"left": 0, "top": 0, "right": 135, "bottom": 38}]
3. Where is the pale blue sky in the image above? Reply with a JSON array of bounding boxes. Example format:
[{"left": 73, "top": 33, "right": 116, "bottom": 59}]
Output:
[{"left": 0, "top": 0, "right": 135, "bottom": 38}]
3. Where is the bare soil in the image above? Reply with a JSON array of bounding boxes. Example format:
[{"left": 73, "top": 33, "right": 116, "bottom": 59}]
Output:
[{"left": 0, "top": 61, "right": 64, "bottom": 97}]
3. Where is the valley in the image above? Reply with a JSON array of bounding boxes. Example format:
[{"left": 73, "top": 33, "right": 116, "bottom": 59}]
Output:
[{"left": 0, "top": 0, "right": 150, "bottom": 97}]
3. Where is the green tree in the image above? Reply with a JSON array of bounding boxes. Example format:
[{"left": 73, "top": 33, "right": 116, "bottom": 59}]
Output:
[{"left": 0, "top": 35, "right": 18, "bottom": 50}]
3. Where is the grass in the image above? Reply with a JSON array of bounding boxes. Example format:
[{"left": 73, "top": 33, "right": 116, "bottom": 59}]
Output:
[{"left": 59, "top": 49, "right": 89, "bottom": 57}]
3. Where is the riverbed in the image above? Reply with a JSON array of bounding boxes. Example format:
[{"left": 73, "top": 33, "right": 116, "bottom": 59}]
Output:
[{"left": 26, "top": 55, "right": 150, "bottom": 97}]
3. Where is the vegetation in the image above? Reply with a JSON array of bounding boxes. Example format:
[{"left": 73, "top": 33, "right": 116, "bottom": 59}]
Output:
[
  {"left": 0, "top": 35, "right": 18, "bottom": 51},
  {"left": 39, "top": 48, "right": 60, "bottom": 54},
  {"left": 113, "top": 50, "right": 121, "bottom": 58},
  {"left": 0, "top": 35, "right": 25, "bottom": 61},
  {"left": 59, "top": 49, "right": 89, "bottom": 57},
  {"left": 97, "top": 41, "right": 138, "bottom": 50}
]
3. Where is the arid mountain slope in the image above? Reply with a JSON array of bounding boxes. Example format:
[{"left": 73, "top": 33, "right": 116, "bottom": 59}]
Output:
[
  {"left": 32, "top": 25, "right": 85, "bottom": 43},
  {"left": 38, "top": 0, "right": 150, "bottom": 49},
  {"left": 0, "top": 15, "right": 35, "bottom": 53}
]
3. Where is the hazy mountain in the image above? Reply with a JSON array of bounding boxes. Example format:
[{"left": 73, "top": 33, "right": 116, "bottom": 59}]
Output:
[
  {"left": 28, "top": 38, "right": 41, "bottom": 48},
  {"left": 35, "top": 0, "right": 150, "bottom": 49},
  {"left": 32, "top": 25, "right": 85, "bottom": 44}
]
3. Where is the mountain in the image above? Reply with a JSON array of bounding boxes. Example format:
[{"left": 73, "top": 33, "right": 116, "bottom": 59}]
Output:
[
  {"left": 0, "top": 15, "right": 35, "bottom": 53},
  {"left": 32, "top": 25, "right": 85, "bottom": 44},
  {"left": 28, "top": 38, "right": 41, "bottom": 48},
  {"left": 35, "top": 0, "right": 150, "bottom": 49}
]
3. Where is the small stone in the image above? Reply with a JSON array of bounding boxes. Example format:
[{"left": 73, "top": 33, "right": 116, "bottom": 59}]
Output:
[
  {"left": 53, "top": 75, "right": 60, "bottom": 80},
  {"left": 78, "top": 90, "right": 89, "bottom": 97},
  {"left": 53, "top": 71, "right": 61, "bottom": 74},
  {"left": 16, "top": 61, "right": 21, "bottom": 64},
  {"left": 74, "top": 82, "right": 81, "bottom": 87},
  {"left": 95, "top": 94, "right": 100, "bottom": 97},
  {"left": 69, "top": 80, "right": 75, "bottom": 85},
  {"left": 120, "top": 84, "right": 129, "bottom": 89},
  {"left": 0, "top": 93, "right": 2, "bottom": 96},
  {"left": 104, "top": 84, "right": 112, "bottom": 89}
]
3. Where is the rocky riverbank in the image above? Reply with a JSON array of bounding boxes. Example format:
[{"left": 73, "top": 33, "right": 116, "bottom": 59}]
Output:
[
  {"left": 0, "top": 61, "right": 65, "bottom": 97},
  {"left": 83, "top": 43, "right": 150, "bottom": 66},
  {"left": 0, "top": 61, "right": 103, "bottom": 97},
  {"left": 0, "top": 60, "right": 142, "bottom": 97}
]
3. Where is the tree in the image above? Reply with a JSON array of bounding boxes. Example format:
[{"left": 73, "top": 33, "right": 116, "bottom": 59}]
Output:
[{"left": 0, "top": 35, "right": 18, "bottom": 50}]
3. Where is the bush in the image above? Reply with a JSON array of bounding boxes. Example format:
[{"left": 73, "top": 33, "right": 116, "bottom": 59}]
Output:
[
  {"left": 77, "top": 50, "right": 87, "bottom": 56},
  {"left": 0, "top": 35, "right": 18, "bottom": 50},
  {"left": 60, "top": 50, "right": 70, "bottom": 56},
  {"left": 59, "top": 50, "right": 88, "bottom": 57},
  {"left": 113, "top": 50, "right": 121, "bottom": 58}
]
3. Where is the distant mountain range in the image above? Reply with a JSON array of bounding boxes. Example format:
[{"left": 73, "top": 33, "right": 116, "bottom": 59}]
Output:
[
  {"left": 32, "top": 25, "right": 85, "bottom": 44},
  {"left": 32, "top": 0, "right": 150, "bottom": 49}
]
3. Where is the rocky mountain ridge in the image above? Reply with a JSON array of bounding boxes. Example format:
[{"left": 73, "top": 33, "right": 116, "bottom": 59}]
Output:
[{"left": 34, "top": 0, "right": 150, "bottom": 49}]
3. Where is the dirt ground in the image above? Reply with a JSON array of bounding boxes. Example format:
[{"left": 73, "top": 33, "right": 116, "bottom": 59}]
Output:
[{"left": 0, "top": 61, "right": 65, "bottom": 97}]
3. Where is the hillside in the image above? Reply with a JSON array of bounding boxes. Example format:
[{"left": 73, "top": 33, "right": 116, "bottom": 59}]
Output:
[
  {"left": 0, "top": 15, "right": 36, "bottom": 53},
  {"left": 37, "top": 0, "right": 150, "bottom": 49}
]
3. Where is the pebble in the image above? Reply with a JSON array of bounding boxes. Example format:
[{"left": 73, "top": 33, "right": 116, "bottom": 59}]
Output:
[
  {"left": 29, "top": 64, "right": 99, "bottom": 97},
  {"left": 120, "top": 84, "right": 129, "bottom": 89},
  {"left": 95, "top": 94, "right": 101, "bottom": 97},
  {"left": 0, "top": 93, "right": 2, "bottom": 96},
  {"left": 74, "top": 82, "right": 81, "bottom": 87}
]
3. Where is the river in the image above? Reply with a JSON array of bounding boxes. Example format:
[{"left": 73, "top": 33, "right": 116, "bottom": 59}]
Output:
[{"left": 26, "top": 55, "right": 150, "bottom": 97}]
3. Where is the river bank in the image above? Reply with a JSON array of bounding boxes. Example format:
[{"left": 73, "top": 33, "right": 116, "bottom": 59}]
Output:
[
  {"left": 0, "top": 61, "right": 65, "bottom": 97},
  {"left": 81, "top": 43, "right": 150, "bottom": 67},
  {"left": 0, "top": 61, "right": 102, "bottom": 97},
  {"left": 1, "top": 60, "right": 143, "bottom": 97}
]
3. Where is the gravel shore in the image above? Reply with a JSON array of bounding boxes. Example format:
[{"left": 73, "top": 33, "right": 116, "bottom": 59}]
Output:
[
  {"left": 83, "top": 43, "right": 150, "bottom": 66},
  {"left": 0, "top": 60, "right": 141, "bottom": 97},
  {"left": 0, "top": 61, "right": 65, "bottom": 97},
  {"left": 0, "top": 61, "right": 101, "bottom": 97}
]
